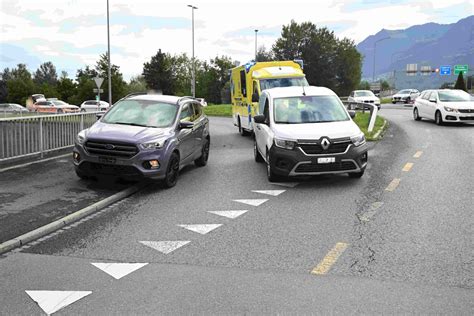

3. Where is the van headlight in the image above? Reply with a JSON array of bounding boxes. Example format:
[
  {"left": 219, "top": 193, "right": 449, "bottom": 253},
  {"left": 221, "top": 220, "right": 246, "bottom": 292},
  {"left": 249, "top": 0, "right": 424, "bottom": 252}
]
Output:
[
  {"left": 76, "top": 130, "right": 87, "bottom": 145},
  {"left": 274, "top": 138, "right": 296, "bottom": 150},
  {"left": 351, "top": 133, "right": 366, "bottom": 147},
  {"left": 140, "top": 139, "right": 166, "bottom": 150},
  {"left": 443, "top": 106, "right": 458, "bottom": 113}
]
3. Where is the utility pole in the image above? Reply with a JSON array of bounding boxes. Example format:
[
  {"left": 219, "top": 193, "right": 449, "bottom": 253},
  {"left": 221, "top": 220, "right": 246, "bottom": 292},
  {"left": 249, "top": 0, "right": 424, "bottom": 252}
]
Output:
[
  {"left": 254, "top": 29, "right": 258, "bottom": 61},
  {"left": 188, "top": 4, "right": 198, "bottom": 97},
  {"left": 107, "top": 0, "right": 112, "bottom": 104}
]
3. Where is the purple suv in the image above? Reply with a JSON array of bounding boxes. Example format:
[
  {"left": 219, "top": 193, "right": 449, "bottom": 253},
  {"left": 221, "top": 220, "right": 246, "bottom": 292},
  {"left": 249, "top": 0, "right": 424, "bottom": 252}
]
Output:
[{"left": 73, "top": 94, "right": 210, "bottom": 188}]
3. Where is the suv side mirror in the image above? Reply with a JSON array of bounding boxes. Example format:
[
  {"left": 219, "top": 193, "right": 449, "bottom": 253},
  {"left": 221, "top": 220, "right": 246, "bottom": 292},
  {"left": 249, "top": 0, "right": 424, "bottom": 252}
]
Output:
[
  {"left": 251, "top": 93, "right": 259, "bottom": 103},
  {"left": 348, "top": 110, "right": 356, "bottom": 118},
  {"left": 179, "top": 121, "right": 194, "bottom": 129},
  {"left": 253, "top": 114, "right": 266, "bottom": 124},
  {"left": 96, "top": 113, "right": 104, "bottom": 120}
]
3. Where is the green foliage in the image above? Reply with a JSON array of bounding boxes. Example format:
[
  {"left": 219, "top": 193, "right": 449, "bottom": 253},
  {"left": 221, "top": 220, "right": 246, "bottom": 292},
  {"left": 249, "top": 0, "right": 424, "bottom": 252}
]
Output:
[
  {"left": 380, "top": 80, "right": 390, "bottom": 91},
  {"left": 33, "top": 61, "right": 58, "bottom": 86},
  {"left": 353, "top": 112, "right": 387, "bottom": 140},
  {"left": 143, "top": 49, "right": 176, "bottom": 94},
  {"left": 358, "top": 80, "right": 370, "bottom": 90},
  {"left": 95, "top": 53, "right": 127, "bottom": 103},
  {"left": 202, "top": 104, "right": 232, "bottom": 117},
  {"left": 5, "top": 64, "right": 35, "bottom": 105},
  {"left": 454, "top": 72, "right": 467, "bottom": 91},
  {"left": 272, "top": 20, "right": 362, "bottom": 96},
  {"left": 256, "top": 46, "right": 274, "bottom": 62},
  {"left": 57, "top": 72, "right": 77, "bottom": 104},
  {"left": 126, "top": 75, "right": 148, "bottom": 94}
]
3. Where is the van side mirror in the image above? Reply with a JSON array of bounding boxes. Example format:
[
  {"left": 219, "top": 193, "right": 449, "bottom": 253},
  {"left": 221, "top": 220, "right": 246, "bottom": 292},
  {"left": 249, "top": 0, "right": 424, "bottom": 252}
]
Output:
[
  {"left": 251, "top": 93, "right": 259, "bottom": 103},
  {"left": 253, "top": 114, "right": 266, "bottom": 124},
  {"left": 348, "top": 110, "right": 356, "bottom": 118}
]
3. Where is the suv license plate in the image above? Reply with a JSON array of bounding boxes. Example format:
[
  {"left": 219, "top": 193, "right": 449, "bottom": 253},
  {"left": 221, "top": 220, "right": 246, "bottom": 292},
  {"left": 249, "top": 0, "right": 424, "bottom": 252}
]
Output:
[
  {"left": 99, "top": 157, "right": 116, "bottom": 164},
  {"left": 317, "top": 157, "right": 336, "bottom": 164}
]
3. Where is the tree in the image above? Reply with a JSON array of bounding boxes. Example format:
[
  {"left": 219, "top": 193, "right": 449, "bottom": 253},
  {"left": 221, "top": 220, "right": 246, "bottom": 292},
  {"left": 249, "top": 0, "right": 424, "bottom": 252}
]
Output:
[
  {"left": 95, "top": 53, "right": 127, "bottom": 103},
  {"left": 380, "top": 80, "right": 390, "bottom": 91},
  {"left": 5, "top": 64, "right": 35, "bottom": 105},
  {"left": 126, "top": 75, "right": 148, "bottom": 94},
  {"left": 272, "top": 20, "right": 362, "bottom": 95},
  {"left": 454, "top": 72, "right": 467, "bottom": 91},
  {"left": 195, "top": 56, "right": 233, "bottom": 104},
  {"left": 57, "top": 71, "right": 77, "bottom": 104},
  {"left": 0, "top": 68, "right": 12, "bottom": 102},
  {"left": 358, "top": 80, "right": 370, "bottom": 90},
  {"left": 34, "top": 61, "right": 58, "bottom": 86},
  {"left": 143, "top": 49, "right": 175, "bottom": 94},
  {"left": 72, "top": 66, "right": 97, "bottom": 105},
  {"left": 256, "top": 46, "right": 274, "bottom": 62}
]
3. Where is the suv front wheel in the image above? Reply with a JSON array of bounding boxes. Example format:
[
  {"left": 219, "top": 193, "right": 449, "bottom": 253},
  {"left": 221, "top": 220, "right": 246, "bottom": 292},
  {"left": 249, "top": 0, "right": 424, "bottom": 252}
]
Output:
[{"left": 163, "top": 153, "right": 180, "bottom": 188}]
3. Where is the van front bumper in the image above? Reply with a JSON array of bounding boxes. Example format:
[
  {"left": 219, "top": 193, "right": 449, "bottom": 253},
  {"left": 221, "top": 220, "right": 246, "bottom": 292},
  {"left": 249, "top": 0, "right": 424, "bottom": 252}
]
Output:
[{"left": 269, "top": 142, "right": 368, "bottom": 177}]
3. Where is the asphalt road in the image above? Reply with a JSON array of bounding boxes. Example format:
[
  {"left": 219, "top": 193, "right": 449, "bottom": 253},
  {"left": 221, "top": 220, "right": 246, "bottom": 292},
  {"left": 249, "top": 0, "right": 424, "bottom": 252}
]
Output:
[{"left": 1, "top": 109, "right": 473, "bottom": 314}]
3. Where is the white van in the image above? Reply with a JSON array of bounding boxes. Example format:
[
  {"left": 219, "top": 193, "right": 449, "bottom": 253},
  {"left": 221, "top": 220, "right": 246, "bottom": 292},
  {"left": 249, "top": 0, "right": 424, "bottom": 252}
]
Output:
[{"left": 253, "top": 86, "right": 368, "bottom": 181}]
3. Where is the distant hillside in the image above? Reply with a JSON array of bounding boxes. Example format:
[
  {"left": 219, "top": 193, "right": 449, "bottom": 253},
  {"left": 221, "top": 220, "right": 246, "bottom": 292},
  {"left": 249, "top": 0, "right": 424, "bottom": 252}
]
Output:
[{"left": 357, "top": 15, "right": 474, "bottom": 80}]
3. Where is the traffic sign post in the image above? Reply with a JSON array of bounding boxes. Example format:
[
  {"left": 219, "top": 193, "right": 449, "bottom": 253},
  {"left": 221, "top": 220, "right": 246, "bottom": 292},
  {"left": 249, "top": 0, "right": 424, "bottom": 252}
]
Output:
[
  {"left": 440, "top": 66, "right": 451, "bottom": 75},
  {"left": 93, "top": 77, "right": 104, "bottom": 102},
  {"left": 454, "top": 65, "right": 468, "bottom": 75}
]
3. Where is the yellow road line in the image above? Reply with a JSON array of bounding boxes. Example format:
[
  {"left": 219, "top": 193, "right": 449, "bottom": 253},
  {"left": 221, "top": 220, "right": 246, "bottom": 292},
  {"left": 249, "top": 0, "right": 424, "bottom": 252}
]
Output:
[
  {"left": 385, "top": 178, "right": 401, "bottom": 191},
  {"left": 402, "top": 162, "right": 414, "bottom": 172},
  {"left": 311, "top": 242, "right": 348, "bottom": 275},
  {"left": 413, "top": 151, "right": 423, "bottom": 158}
]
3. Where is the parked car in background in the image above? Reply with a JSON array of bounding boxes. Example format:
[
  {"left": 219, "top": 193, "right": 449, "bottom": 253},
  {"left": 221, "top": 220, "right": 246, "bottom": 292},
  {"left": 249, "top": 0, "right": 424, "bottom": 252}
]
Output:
[
  {"left": 392, "top": 89, "right": 420, "bottom": 104},
  {"left": 0, "top": 103, "right": 29, "bottom": 113},
  {"left": 253, "top": 86, "right": 368, "bottom": 181},
  {"left": 413, "top": 89, "right": 474, "bottom": 125},
  {"left": 79, "top": 100, "right": 110, "bottom": 112},
  {"left": 73, "top": 94, "right": 210, "bottom": 187},
  {"left": 348, "top": 90, "right": 381, "bottom": 110},
  {"left": 32, "top": 100, "right": 80, "bottom": 114}
]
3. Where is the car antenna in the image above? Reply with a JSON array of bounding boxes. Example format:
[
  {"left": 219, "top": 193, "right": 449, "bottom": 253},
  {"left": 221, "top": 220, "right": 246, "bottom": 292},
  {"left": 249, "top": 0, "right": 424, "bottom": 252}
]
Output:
[{"left": 302, "top": 85, "right": 306, "bottom": 96}]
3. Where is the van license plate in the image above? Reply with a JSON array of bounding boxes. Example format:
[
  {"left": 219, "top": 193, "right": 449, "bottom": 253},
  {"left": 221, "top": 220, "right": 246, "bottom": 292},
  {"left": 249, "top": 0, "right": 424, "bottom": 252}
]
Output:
[
  {"left": 317, "top": 157, "right": 335, "bottom": 164},
  {"left": 99, "top": 157, "right": 116, "bottom": 164}
]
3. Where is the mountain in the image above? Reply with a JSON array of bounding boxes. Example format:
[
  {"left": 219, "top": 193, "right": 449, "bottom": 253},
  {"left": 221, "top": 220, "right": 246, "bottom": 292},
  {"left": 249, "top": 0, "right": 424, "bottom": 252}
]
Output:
[{"left": 357, "top": 15, "right": 474, "bottom": 80}]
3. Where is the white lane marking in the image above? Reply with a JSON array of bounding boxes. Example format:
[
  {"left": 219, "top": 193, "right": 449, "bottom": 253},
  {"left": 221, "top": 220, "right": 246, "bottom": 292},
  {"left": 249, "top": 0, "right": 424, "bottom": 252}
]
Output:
[
  {"left": 178, "top": 224, "right": 222, "bottom": 235},
  {"left": 0, "top": 153, "right": 71, "bottom": 173},
  {"left": 270, "top": 182, "right": 299, "bottom": 188},
  {"left": 251, "top": 190, "right": 286, "bottom": 196},
  {"left": 413, "top": 151, "right": 423, "bottom": 158},
  {"left": 139, "top": 241, "right": 190, "bottom": 254},
  {"left": 25, "top": 290, "right": 92, "bottom": 315},
  {"left": 233, "top": 199, "right": 268, "bottom": 206},
  {"left": 90, "top": 263, "right": 148, "bottom": 280},
  {"left": 208, "top": 210, "right": 248, "bottom": 219},
  {"left": 358, "top": 202, "right": 384, "bottom": 222}
]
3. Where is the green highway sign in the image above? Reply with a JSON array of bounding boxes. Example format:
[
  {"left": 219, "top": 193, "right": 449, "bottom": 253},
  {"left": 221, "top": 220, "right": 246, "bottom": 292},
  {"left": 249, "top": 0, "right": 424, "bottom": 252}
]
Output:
[{"left": 454, "top": 65, "right": 468, "bottom": 75}]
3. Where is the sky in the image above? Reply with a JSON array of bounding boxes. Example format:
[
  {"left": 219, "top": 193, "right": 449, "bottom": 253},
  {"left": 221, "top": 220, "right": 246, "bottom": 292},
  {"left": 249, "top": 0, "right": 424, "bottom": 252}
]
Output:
[{"left": 1, "top": 0, "right": 473, "bottom": 81}]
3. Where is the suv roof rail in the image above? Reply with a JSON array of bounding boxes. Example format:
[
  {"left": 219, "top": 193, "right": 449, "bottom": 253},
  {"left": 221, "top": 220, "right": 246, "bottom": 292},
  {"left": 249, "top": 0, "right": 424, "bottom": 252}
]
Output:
[{"left": 177, "top": 96, "right": 196, "bottom": 103}]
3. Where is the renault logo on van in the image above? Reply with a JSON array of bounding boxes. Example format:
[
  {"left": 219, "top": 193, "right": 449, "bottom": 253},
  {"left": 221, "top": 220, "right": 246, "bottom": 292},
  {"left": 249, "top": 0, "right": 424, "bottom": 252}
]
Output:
[{"left": 320, "top": 138, "right": 330, "bottom": 150}]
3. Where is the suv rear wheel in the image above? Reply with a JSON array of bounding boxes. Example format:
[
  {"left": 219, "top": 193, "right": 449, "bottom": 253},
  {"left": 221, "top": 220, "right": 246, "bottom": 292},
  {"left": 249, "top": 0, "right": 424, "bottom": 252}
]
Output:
[{"left": 163, "top": 153, "right": 180, "bottom": 188}]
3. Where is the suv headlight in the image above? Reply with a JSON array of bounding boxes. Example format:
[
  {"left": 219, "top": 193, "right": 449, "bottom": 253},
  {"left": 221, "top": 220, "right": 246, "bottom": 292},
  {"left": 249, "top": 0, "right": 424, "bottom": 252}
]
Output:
[
  {"left": 76, "top": 130, "right": 87, "bottom": 145},
  {"left": 351, "top": 133, "right": 366, "bottom": 147},
  {"left": 139, "top": 139, "right": 166, "bottom": 150},
  {"left": 274, "top": 138, "right": 296, "bottom": 150},
  {"left": 443, "top": 106, "right": 458, "bottom": 113}
]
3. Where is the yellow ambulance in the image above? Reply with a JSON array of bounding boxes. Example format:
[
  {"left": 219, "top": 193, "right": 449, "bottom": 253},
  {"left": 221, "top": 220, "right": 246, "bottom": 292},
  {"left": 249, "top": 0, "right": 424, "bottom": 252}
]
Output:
[{"left": 230, "top": 60, "right": 308, "bottom": 135}]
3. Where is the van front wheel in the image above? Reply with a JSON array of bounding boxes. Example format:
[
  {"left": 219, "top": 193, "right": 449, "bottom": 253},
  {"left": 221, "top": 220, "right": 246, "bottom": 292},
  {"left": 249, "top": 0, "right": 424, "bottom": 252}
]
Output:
[{"left": 266, "top": 152, "right": 279, "bottom": 182}]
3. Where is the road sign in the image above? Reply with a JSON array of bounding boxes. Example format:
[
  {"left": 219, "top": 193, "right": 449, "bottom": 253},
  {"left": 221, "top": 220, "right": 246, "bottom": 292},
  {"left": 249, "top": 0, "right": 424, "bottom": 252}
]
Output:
[
  {"left": 94, "top": 77, "right": 104, "bottom": 88},
  {"left": 439, "top": 66, "right": 451, "bottom": 75},
  {"left": 454, "top": 65, "right": 468, "bottom": 75},
  {"left": 406, "top": 63, "right": 417, "bottom": 76},
  {"left": 93, "top": 88, "right": 104, "bottom": 93},
  {"left": 420, "top": 65, "right": 432, "bottom": 76}
]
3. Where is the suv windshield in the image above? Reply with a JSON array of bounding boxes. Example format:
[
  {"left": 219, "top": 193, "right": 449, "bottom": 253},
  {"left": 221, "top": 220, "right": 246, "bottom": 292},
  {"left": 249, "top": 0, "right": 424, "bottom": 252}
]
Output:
[
  {"left": 274, "top": 95, "right": 349, "bottom": 124},
  {"left": 438, "top": 90, "right": 472, "bottom": 102},
  {"left": 355, "top": 91, "right": 374, "bottom": 97},
  {"left": 102, "top": 99, "right": 178, "bottom": 128},
  {"left": 260, "top": 77, "right": 308, "bottom": 91}
]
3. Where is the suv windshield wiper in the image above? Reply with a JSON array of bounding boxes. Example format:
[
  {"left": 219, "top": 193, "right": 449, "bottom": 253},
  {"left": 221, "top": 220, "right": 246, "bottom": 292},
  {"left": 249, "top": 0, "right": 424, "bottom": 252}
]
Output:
[{"left": 110, "top": 122, "right": 148, "bottom": 127}]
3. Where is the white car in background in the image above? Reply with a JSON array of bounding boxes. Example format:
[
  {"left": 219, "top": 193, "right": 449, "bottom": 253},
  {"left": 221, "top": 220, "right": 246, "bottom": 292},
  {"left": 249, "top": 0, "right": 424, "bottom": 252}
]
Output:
[
  {"left": 413, "top": 89, "right": 474, "bottom": 125},
  {"left": 392, "top": 89, "right": 420, "bottom": 104},
  {"left": 348, "top": 90, "right": 380, "bottom": 109},
  {"left": 79, "top": 100, "right": 110, "bottom": 112}
]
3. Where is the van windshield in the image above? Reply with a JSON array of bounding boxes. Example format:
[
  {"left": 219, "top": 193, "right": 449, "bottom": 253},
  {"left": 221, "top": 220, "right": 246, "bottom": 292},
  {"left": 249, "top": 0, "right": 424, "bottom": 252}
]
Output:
[
  {"left": 260, "top": 77, "right": 308, "bottom": 91},
  {"left": 273, "top": 95, "right": 349, "bottom": 124},
  {"left": 102, "top": 100, "right": 178, "bottom": 128}
]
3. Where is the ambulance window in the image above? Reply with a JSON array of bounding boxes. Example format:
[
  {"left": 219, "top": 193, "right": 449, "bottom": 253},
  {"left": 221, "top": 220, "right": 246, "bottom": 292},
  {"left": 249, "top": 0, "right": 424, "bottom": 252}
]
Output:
[{"left": 240, "top": 70, "right": 246, "bottom": 97}]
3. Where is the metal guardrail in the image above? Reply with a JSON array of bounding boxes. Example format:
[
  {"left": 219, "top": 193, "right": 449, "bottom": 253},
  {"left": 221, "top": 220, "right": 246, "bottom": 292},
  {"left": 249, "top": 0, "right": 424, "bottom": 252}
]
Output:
[
  {"left": 342, "top": 101, "right": 379, "bottom": 132},
  {"left": 0, "top": 112, "right": 99, "bottom": 162}
]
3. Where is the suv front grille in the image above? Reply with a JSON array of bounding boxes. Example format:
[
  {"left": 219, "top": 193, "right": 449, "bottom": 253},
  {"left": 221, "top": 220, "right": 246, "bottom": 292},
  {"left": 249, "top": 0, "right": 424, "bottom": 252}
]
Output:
[
  {"left": 294, "top": 161, "right": 357, "bottom": 173},
  {"left": 298, "top": 140, "right": 351, "bottom": 155},
  {"left": 85, "top": 140, "right": 138, "bottom": 158}
]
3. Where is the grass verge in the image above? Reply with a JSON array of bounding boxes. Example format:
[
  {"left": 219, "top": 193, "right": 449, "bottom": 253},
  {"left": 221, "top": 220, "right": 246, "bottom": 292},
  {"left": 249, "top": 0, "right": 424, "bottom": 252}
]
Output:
[
  {"left": 353, "top": 112, "right": 388, "bottom": 141},
  {"left": 203, "top": 104, "right": 232, "bottom": 117}
]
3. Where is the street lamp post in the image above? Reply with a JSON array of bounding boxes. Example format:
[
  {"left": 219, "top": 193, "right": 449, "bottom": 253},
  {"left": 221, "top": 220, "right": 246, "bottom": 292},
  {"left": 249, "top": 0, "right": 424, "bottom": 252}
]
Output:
[
  {"left": 106, "top": 0, "right": 112, "bottom": 104},
  {"left": 188, "top": 4, "right": 198, "bottom": 97},
  {"left": 254, "top": 29, "right": 258, "bottom": 61},
  {"left": 372, "top": 37, "right": 390, "bottom": 82}
]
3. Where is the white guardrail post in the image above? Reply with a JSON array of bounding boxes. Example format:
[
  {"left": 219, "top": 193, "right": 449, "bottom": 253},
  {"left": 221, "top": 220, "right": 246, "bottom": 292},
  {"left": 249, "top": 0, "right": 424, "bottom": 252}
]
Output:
[
  {"left": 368, "top": 104, "right": 378, "bottom": 133},
  {"left": 39, "top": 117, "right": 44, "bottom": 158}
]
